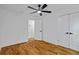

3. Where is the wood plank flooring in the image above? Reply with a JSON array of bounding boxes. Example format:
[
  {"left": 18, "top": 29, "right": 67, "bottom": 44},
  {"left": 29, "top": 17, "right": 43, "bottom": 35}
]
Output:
[{"left": 0, "top": 38, "right": 79, "bottom": 55}]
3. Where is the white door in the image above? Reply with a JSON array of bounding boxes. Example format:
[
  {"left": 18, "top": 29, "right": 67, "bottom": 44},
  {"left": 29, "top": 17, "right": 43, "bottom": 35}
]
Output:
[
  {"left": 28, "top": 20, "right": 35, "bottom": 38},
  {"left": 57, "top": 15, "right": 70, "bottom": 48},
  {"left": 28, "top": 19, "right": 42, "bottom": 39},
  {"left": 35, "top": 20, "right": 43, "bottom": 40},
  {"left": 70, "top": 13, "right": 79, "bottom": 51}
]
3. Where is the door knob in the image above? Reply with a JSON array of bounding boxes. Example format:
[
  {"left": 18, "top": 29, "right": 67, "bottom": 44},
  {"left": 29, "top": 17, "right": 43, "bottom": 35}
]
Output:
[
  {"left": 65, "top": 32, "right": 69, "bottom": 34},
  {"left": 40, "top": 30, "right": 42, "bottom": 32},
  {"left": 65, "top": 32, "right": 73, "bottom": 34},
  {"left": 69, "top": 32, "right": 73, "bottom": 34}
]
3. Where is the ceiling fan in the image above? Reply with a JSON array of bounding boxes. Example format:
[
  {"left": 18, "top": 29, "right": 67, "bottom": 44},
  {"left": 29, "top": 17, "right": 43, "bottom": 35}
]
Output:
[{"left": 27, "top": 4, "right": 52, "bottom": 16}]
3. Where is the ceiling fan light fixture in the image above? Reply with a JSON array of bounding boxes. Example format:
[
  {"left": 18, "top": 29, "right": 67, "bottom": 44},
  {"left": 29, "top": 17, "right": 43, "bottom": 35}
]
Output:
[
  {"left": 28, "top": 4, "right": 52, "bottom": 16},
  {"left": 37, "top": 11, "right": 42, "bottom": 14}
]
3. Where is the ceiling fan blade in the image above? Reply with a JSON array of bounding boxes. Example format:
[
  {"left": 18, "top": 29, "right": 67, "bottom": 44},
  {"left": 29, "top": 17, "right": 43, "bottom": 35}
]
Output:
[
  {"left": 42, "top": 11, "right": 52, "bottom": 13},
  {"left": 30, "top": 11, "right": 37, "bottom": 14},
  {"left": 27, "top": 6, "right": 37, "bottom": 10},
  {"left": 39, "top": 13, "right": 42, "bottom": 16},
  {"left": 41, "top": 4, "right": 47, "bottom": 9}
]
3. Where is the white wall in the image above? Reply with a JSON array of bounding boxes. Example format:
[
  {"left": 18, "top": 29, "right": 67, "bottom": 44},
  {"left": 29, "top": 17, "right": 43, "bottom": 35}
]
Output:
[
  {"left": 0, "top": 4, "right": 59, "bottom": 47},
  {"left": 43, "top": 15, "right": 58, "bottom": 44},
  {"left": 0, "top": 6, "right": 28, "bottom": 47}
]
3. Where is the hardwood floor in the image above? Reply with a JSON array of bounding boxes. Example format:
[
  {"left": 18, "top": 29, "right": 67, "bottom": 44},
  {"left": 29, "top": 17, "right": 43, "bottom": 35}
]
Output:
[{"left": 0, "top": 38, "right": 79, "bottom": 55}]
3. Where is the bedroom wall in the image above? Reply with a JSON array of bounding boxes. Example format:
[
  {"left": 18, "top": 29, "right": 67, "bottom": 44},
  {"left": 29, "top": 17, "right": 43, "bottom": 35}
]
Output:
[
  {"left": 43, "top": 15, "right": 58, "bottom": 44},
  {"left": 43, "top": 4, "right": 79, "bottom": 45},
  {"left": 0, "top": 5, "right": 28, "bottom": 47},
  {"left": 0, "top": 4, "right": 59, "bottom": 47}
]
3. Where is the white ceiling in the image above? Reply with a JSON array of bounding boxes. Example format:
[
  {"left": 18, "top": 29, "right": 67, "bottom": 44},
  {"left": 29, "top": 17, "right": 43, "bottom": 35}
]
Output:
[{"left": 0, "top": 4, "right": 79, "bottom": 17}]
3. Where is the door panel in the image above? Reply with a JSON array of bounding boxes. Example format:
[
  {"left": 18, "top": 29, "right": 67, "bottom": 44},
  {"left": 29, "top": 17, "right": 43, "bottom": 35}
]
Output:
[
  {"left": 57, "top": 15, "right": 70, "bottom": 48},
  {"left": 70, "top": 13, "right": 79, "bottom": 51},
  {"left": 28, "top": 20, "right": 42, "bottom": 40},
  {"left": 28, "top": 20, "right": 35, "bottom": 38},
  {"left": 35, "top": 20, "right": 42, "bottom": 39}
]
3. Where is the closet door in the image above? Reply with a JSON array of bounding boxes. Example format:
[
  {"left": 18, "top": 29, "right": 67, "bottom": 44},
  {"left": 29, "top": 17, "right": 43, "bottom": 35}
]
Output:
[
  {"left": 70, "top": 13, "right": 79, "bottom": 51},
  {"left": 57, "top": 15, "right": 70, "bottom": 48}
]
